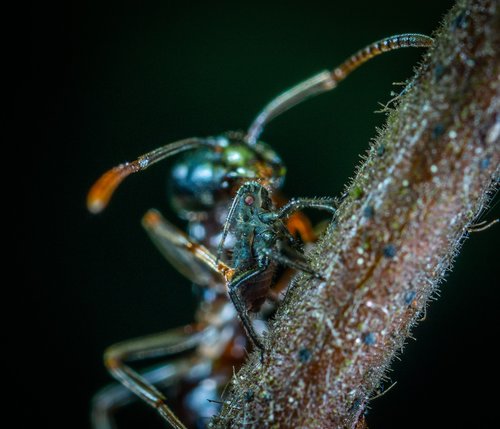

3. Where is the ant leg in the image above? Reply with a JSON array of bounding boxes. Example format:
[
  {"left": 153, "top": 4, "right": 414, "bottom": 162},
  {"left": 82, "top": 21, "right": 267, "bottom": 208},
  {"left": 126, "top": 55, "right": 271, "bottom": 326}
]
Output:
[
  {"left": 92, "top": 360, "right": 193, "bottom": 429},
  {"left": 273, "top": 191, "right": 318, "bottom": 243},
  {"left": 142, "top": 209, "right": 234, "bottom": 285},
  {"left": 227, "top": 268, "right": 268, "bottom": 353},
  {"left": 277, "top": 197, "right": 338, "bottom": 219},
  {"left": 102, "top": 324, "right": 213, "bottom": 429},
  {"left": 263, "top": 247, "right": 322, "bottom": 279},
  {"left": 92, "top": 382, "right": 129, "bottom": 429}
]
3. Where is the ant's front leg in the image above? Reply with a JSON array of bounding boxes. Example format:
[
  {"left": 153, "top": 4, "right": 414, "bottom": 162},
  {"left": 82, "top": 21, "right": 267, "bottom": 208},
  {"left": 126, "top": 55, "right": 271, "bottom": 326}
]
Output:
[{"left": 277, "top": 196, "right": 338, "bottom": 219}]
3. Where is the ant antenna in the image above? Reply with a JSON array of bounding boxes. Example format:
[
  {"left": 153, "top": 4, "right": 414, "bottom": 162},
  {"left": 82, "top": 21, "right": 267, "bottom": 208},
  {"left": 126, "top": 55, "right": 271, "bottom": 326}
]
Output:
[
  {"left": 87, "top": 137, "right": 213, "bottom": 214},
  {"left": 245, "top": 33, "right": 433, "bottom": 145}
]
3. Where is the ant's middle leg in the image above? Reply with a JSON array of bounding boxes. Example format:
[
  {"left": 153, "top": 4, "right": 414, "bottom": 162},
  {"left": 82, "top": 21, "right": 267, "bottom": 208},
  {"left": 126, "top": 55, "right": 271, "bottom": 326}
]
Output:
[
  {"left": 277, "top": 197, "right": 339, "bottom": 219},
  {"left": 263, "top": 246, "right": 323, "bottom": 280}
]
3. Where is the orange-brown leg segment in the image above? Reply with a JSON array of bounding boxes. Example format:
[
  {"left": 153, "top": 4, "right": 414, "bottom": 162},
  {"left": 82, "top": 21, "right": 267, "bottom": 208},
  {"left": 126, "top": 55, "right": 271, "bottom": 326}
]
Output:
[
  {"left": 102, "top": 325, "right": 212, "bottom": 429},
  {"left": 87, "top": 138, "right": 210, "bottom": 214},
  {"left": 142, "top": 209, "right": 234, "bottom": 286},
  {"left": 285, "top": 211, "right": 317, "bottom": 243},
  {"left": 92, "top": 359, "right": 194, "bottom": 429}
]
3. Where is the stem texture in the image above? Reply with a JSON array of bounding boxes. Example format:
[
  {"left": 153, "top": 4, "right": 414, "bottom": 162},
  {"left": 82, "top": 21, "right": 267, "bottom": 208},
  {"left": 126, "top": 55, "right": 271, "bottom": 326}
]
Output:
[{"left": 212, "top": 0, "right": 499, "bottom": 427}]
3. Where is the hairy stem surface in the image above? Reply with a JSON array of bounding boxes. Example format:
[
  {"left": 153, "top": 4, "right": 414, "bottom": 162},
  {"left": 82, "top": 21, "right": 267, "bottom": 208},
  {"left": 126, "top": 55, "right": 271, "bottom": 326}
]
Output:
[{"left": 212, "top": 0, "right": 499, "bottom": 427}]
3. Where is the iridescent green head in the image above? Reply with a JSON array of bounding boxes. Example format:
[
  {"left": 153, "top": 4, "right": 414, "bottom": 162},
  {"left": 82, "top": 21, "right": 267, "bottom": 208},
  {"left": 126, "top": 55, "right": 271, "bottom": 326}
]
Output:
[{"left": 169, "top": 131, "right": 285, "bottom": 216}]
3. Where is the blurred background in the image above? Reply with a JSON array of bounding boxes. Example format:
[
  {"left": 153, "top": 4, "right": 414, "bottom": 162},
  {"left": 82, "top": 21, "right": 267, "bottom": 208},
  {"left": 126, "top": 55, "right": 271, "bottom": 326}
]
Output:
[{"left": 31, "top": 0, "right": 498, "bottom": 428}]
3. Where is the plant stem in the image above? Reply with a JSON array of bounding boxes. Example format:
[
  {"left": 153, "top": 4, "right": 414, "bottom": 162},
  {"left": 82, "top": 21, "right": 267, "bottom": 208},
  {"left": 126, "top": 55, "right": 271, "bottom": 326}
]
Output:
[{"left": 212, "top": 0, "right": 499, "bottom": 427}]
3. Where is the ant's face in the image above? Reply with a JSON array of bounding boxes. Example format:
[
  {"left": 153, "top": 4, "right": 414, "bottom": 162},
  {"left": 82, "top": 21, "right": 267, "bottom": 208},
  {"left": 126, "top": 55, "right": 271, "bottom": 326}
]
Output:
[
  {"left": 242, "top": 183, "right": 271, "bottom": 210},
  {"left": 169, "top": 134, "right": 284, "bottom": 216}
]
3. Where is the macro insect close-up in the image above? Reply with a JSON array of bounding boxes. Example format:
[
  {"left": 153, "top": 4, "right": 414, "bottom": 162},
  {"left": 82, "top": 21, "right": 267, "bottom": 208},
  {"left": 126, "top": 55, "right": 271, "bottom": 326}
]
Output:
[
  {"left": 87, "top": 33, "right": 435, "bottom": 428},
  {"left": 32, "top": 1, "right": 499, "bottom": 429}
]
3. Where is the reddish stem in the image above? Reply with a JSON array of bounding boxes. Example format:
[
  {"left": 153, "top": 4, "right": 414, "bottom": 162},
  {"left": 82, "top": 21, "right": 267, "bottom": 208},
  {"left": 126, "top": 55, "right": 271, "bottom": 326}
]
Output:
[{"left": 213, "top": 0, "right": 499, "bottom": 427}]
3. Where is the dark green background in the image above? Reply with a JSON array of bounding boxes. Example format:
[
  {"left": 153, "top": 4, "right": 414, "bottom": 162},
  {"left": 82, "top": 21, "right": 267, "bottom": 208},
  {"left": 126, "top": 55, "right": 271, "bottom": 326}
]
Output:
[{"left": 31, "top": 1, "right": 498, "bottom": 428}]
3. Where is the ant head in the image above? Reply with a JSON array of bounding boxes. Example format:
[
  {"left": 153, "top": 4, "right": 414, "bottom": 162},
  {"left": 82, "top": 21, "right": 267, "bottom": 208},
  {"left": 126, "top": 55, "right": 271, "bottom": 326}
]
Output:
[
  {"left": 169, "top": 132, "right": 284, "bottom": 218},
  {"left": 87, "top": 133, "right": 285, "bottom": 216},
  {"left": 88, "top": 34, "right": 433, "bottom": 216},
  {"left": 236, "top": 181, "right": 273, "bottom": 213}
]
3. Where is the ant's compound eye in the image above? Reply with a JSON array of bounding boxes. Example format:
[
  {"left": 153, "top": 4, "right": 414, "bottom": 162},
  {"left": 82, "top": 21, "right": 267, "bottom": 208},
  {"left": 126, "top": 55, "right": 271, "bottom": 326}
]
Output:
[{"left": 244, "top": 195, "right": 255, "bottom": 206}]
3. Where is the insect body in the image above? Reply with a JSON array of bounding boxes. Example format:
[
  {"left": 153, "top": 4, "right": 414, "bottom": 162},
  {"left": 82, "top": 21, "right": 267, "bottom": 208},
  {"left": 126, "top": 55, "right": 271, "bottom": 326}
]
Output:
[
  {"left": 217, "top": 182, "right": 337, "bottom": 350},
  {"left": 88, "top": 34, "right": 434, "bottom": 219},
  {"left": 92, "top": 274, "right": 247, "bottom": 429},
  {"left": 89, "top": 33, "right": 433, "bottom": 429}
]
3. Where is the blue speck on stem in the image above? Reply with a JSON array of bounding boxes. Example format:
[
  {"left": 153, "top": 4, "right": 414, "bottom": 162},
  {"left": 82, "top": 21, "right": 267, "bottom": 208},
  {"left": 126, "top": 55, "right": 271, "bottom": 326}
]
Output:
[
  {"left": 363, "top": 332, "right": 377, "bottom": 345},
  {"left": 451, "top": 10, "right": 468, "bottom": 30},
  {"left": 383, "top": 244, "right": 397, "bottom": 258},
  {"left": 432, "top": 124, "right": 445, "bottom": 139},
  {"left": 434, "top": 63, "right": 445, "bottom": 81},
  {"left": 363, "top": 205, "right": 375, "bottom": 219},
  {"left": 244, "top": 390, "right": 254, "bottom": 402},
  {"left": 404, "top": 290, "right": 417, "bottom": 305},
  {"left": 480, "top": 156, "right": 491, "bottom": 170},
  {"left": 298, "top": 348, "right": 312, "bottom": 363}
]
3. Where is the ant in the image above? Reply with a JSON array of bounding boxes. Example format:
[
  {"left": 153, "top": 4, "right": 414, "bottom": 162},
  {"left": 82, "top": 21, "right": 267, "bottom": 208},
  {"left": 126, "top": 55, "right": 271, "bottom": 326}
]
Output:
[
  {"left": 88, "top": 34, "right": 433, "bottom": 429},
  {"left": 214, "top": 181, "right": 337, "bottom": 351}
]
